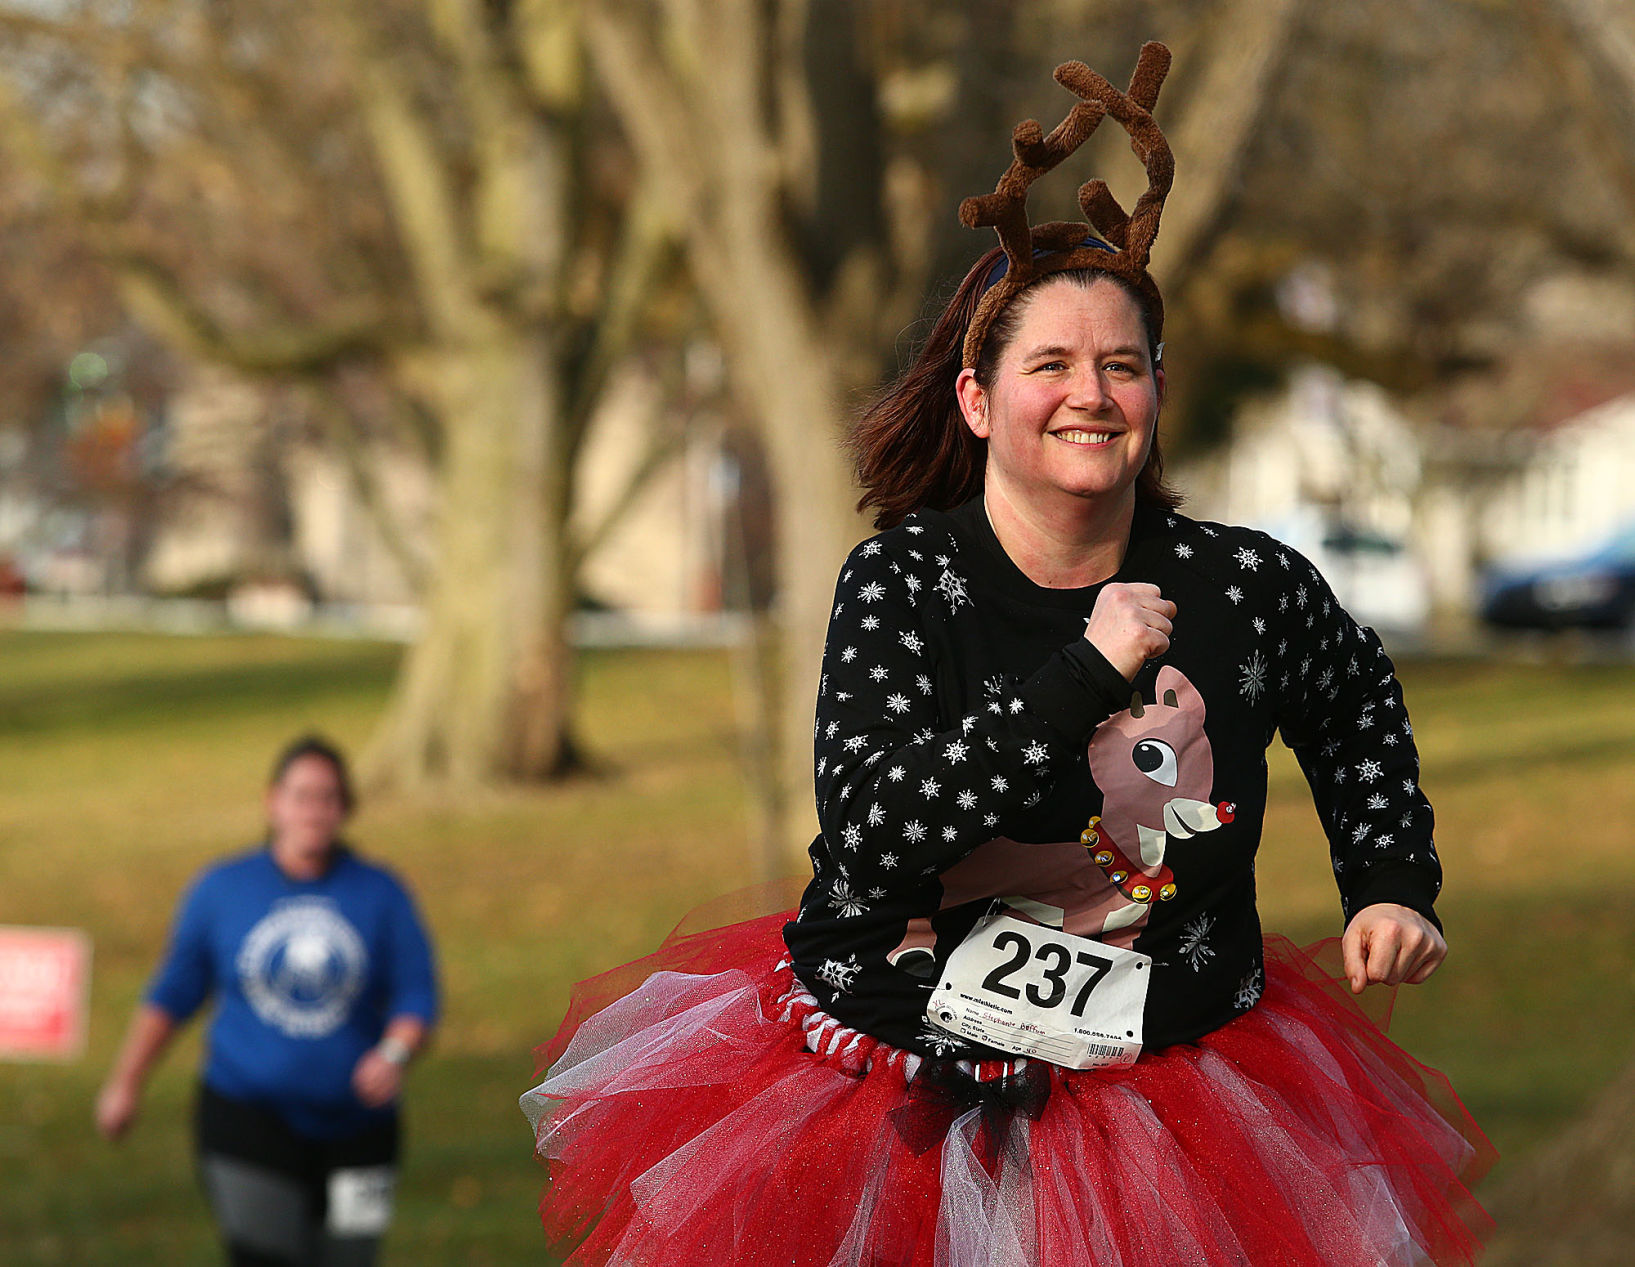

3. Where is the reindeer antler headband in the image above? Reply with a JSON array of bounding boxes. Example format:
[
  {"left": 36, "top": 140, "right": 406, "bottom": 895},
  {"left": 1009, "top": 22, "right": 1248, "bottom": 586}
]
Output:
[{"left": 960, "top": 42, "right": 1175, "bottom": 368}]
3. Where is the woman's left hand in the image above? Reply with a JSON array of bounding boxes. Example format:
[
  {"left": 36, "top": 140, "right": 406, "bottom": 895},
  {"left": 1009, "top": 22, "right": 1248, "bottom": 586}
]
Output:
[
  {"left": 1340, "top": 903, "right": 1446, "bottom": 994},
  {"left": 352, "top": 1049, "right": 406, "bottom": 1108}
]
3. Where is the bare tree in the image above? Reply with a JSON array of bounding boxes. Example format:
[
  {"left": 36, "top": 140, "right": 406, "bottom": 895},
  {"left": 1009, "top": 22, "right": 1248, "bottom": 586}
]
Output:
[{"left": 0, "top": 0, "right": 679, "bottom": 788}]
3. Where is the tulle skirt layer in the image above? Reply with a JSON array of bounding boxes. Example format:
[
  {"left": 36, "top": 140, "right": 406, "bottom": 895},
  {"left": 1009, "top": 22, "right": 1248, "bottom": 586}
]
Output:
[{"left": 521, "top": 907, "right": 1493, "bottom": 1266}]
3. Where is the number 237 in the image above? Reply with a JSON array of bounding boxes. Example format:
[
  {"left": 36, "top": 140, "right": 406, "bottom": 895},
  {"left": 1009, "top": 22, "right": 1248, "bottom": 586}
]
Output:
[{"left": 981, "top": 930, "right": 1110, "bottom": 1016}]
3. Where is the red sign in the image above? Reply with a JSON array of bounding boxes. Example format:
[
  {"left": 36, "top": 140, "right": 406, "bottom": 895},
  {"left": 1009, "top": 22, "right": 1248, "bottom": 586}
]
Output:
[{"left": 0, "top": 927, "right": 91, "bottom": 1061}]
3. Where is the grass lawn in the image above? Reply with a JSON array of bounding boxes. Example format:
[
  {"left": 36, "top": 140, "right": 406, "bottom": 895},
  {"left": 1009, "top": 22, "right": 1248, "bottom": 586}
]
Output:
[{"left": 1, "top": 628, "right": 1632, "bottom": 1262}]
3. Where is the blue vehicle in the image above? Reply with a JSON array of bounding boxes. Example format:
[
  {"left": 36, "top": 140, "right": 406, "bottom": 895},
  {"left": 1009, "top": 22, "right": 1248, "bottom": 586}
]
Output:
[{"left": 1480, "top": 522, "right": 1635, "bottom": 631}]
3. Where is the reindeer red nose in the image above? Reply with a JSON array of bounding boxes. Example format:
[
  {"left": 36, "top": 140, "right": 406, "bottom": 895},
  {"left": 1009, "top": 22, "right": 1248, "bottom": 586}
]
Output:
[{"left": 1217, "top": 801, "right": 1236, "bottom": 825}]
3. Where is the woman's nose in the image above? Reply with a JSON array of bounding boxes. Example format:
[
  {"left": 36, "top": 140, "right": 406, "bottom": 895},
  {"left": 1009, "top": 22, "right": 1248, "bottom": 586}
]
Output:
[{"left": 1065, "top": 367, "right": 1110, "bottom": 411}]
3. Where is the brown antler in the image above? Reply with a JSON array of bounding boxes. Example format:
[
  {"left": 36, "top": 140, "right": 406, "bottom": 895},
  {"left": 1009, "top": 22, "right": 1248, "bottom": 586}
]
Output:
[{"left": 960, "top": 42, "right": 1175, "bottom": 368}]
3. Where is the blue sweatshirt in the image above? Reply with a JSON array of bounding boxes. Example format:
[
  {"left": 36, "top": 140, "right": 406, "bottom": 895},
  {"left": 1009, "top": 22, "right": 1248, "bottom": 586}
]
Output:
[{"left": 147, "top": 845, "right": 438, "bottom": 1139}]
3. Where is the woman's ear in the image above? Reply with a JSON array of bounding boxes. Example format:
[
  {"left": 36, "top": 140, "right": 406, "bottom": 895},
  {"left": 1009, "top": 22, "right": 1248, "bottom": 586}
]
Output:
[
  {"left": 1155, "top": 364, "right": 1166, "bottom": 413},
  {"left": 955, "top": 368, "right": 990, "bottom": 439}
]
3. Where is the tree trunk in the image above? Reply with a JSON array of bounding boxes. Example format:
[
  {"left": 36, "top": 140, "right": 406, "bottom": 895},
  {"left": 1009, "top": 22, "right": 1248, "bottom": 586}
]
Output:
[{"left": 362, "top": 324, "right": 579, "bottom": 789}]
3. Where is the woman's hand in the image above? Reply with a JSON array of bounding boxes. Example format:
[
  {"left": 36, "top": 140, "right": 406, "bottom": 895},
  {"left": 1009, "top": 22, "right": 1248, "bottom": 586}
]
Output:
[
  {"left": 352, "top": 1048, "right": 406, "bottom": 1108},
  {"left": 1341, "top": 903, "right": 1446, "bottom": 994},
  {"left": 95, "top": 1078, "right": 140, "bottom": 1141},
  {"left": 1084, "top": 582, "right": 1177, "bottom": 680}
]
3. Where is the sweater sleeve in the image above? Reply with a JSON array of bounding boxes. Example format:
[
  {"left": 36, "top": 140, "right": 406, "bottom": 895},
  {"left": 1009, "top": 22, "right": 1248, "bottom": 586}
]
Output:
[
  {"left": 813, "top": 528, "right": 1129, "bottom": 891},
  {"left": 1271, "top": 549, "right": 1443, "bottom": 929},
  {"left": 144, "top": 872, "right": 217, "bottom": 1023},
  {"left": 382, "top": 877, "right": 439, "bottom": 1025}
]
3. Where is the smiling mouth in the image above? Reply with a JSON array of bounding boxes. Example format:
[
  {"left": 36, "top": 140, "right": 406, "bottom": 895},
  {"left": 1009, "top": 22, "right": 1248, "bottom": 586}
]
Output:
[{"left": 1053, "top": 429, "right": 1119, "bottom": 446}]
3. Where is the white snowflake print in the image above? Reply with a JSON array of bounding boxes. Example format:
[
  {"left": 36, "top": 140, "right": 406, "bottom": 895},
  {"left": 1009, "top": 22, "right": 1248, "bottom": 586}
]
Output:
[
  {"left": 828, "top": 880, "right": 868, "bottom": 918},
  {"left": 887, "top": 765, "right": 907, "bottom": 782},
  {"left": 835, "top": 691, "right": 851, "bottom": 702},
  {"left": 859, "top": 581, "right": 886, "bottom": 603},
  {"left": 1178, "top": 914, "right": 1217, "bottom": 971},
  {"left": 944, "top": 740, "right": 968, "bottom": 764},
  {"left": 904, "top": 575, "right": 922, "bottom": 596},
  {"left": 1233, "top": 546, "right": 1262, "bottom": 571},
  {"left": 1200, "top": 525, "right": 1218, "bottom": 537},
  {"left": 841, "top": 646, "right": 858, "bottom": 663},
  {"left": 869, "top": 665, "right": 889, "bottom": 682},
  {"left": 919, "top": 777, "right": 940, "bottom": 798},
  {"left": 843, "top": 736, "right": 868, "bottom": 754},
  {"left": 1174, "top": 542, "right": 1194, "bottom": 559},
  {"left": 983, "top": 813, "right": 999, "bottom": 827},
  {"left": 903, "top": 820, "right": 927, "bottom": 843},
  {"left": 941, "top": 825, "right": 958, "bottom": 842},
  {"left": 860, "top": 540, "right": 882, "bottom": 556},
  {"left": 916, "top": 675, "right": 934, "bottom": 695},
  {"left": 841, "top": 823, "right": 862, "bottom": 850},
  {"left": 961, "top": 715, "right": 977, "bottom": 735},
  {"left": 956, "top": 790, "right": 978, "bottom": 811},
  {"left": 1357, "top": 759, "right": 1383, "bottom": 782},
  {"left": 935, "top": 567, "right": 972, "bottom": 611},
  {"left": 934, "top": 554, "right": 950, "bottom": 567},
  {"left": 899, "top": 631, "right": 925, "bottom": 655},
  {"left": 1234, "top": 965, "right": 1265, "bottom": 1010},
  {"left": 886, "top": 693, "right": 911, "bottom": 714},
  {"left": 990, "top": 774, "right": 1009, "bottom": 793},
  {"left": 1225, "top": 585, "right": 1244, "bottom": 605},
  {"left": 825, "top": 721, "right": 840, "bottom": 739},
  {"left": 917, "top": 1019, "right": 968, "bottom": 1057},
  {"left": 1296, "top": 585, "right": 1308, "bottom": 609},
  {"left": 816, "top": 955, "right": 862, "bottom": 996},
  {"left": 1022, "top": 741, "right": 1049, "bottom": 765},
  {"left": 1351, "top": 823, "right": 1371, "bottom": 844},
  {"left": 834, "top": 602, "right": 844, "bottom": 618},
  {"left": 880, "top": 852, "right": 899, "bottom": 869},
  {"left": 1366, "top": 793, "right": 1389, "bottom": 811},
  {"left": 1317, "top": 667, "right": 1335, "bottom": 691},
  {"left": 1008, "top": 697, "right": 1025, "bottom": 715},
  {"left": 983, "top": 675, "right": 1008, "bottom": 699},
  {"left": 1375, "top": 833, "right": 1395, "bottom": 850},
  {"left": 1401, "top": 779, "right": 1416, "bottom": 794},
  {"left": 1023, "top": 791, "right": 1042, "bottom": 807},
  {"left": 860, "top": 614, "right": 881, "bottom": 631},
  {"left": 1252, "top": 617, "right": 1267, "bottom": 635},
  {"left": 867, "top": 803, "right": 886, "bottom": 826},
  {"left": 1277, "top": 551, "right": 1290, "bottom": 569},
  {"left": 1239, "top": 650, "right": 1269, "bottom": 704},
  {"left": 905, "top": 525, "right": 923, "bottom": 535}
]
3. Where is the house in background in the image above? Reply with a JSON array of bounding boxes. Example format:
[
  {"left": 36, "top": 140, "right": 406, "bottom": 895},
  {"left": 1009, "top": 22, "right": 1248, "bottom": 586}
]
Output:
[{"left": 1174, "top": 364, "right": 1431, "bottom": 638}]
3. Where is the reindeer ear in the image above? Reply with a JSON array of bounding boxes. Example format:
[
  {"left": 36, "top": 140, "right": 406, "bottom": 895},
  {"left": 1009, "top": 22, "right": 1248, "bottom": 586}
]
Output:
[
  {"left": 1129, "top": 691, "right": 1145, "bottom": 719},
  {"left": 1155, "top": 666, "right": 1205, "bottom": 722}
]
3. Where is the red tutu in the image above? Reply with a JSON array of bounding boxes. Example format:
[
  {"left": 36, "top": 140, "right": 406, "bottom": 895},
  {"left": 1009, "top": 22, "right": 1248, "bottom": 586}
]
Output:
[{"left": 521, "top": 902, "right": 1494, "bottom": 1266}]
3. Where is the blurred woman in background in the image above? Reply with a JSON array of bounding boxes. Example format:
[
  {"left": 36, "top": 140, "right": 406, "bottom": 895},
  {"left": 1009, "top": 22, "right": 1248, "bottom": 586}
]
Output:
[{"left": 97, "top": 735, "right": 438, "bottom": 1267}]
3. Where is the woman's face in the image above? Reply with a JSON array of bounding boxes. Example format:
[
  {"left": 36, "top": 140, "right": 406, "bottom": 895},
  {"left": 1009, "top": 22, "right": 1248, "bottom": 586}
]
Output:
[
  {"left": 266, "top": 755, "right": 348, "bottom": 858},
  {"left": 957, "top": 276, "right": 1163, "bottom": 511}
]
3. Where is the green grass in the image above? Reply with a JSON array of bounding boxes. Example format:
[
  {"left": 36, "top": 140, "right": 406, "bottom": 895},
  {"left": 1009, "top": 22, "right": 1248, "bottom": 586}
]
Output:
[{"left": 1, "top": 630, "right": 1632, "bottom": 1262}]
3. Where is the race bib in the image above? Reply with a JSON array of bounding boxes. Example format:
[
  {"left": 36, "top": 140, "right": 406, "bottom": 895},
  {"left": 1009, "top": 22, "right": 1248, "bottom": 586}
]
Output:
[
  {"left": 927, "top": 912, "right": 1149, "bottom": 1069},
  {"left": 327, "top": 1165, "right": 396, "bottom": 1236}
]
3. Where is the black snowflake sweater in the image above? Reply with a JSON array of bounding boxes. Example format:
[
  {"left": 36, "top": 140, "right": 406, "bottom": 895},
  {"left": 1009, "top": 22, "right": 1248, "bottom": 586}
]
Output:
[{"left": 782, "top": 495, "right": 1442, "bottom": 1060}]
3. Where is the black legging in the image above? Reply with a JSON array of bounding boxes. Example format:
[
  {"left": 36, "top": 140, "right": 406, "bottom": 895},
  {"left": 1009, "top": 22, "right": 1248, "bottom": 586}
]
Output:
[{"left": 194, "top": 1084, "right": 400, "bottom": 1267}]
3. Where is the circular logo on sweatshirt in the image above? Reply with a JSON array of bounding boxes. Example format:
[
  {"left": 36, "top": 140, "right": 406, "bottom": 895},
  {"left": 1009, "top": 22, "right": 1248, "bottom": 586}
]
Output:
[{"left": 237, "top": 899, "right": 368, "bottom": 1038}]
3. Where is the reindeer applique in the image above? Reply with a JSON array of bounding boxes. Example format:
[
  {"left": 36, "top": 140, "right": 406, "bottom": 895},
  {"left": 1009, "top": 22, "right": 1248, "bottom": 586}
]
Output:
[{"left": 888, "top": 666, "right": 1233, "bottom": 978}]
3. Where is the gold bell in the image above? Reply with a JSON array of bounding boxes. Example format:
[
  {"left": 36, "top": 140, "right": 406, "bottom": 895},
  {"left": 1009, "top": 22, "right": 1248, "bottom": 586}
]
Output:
[
  {"left": 1093, "top": 849, "right": 1114, "bottom": 867},
  {"left": 1158, "top": 883, "right": 1177, "bottom": 901},
  {"left": 1131, "top": 884, "right": 1152, "bottom": 902},
  {"left": 1080, "top": 828, "right": 1100, "bottom": 846},
  {"left": 1110, "top": 870, "right": 1128, "bottom": 885}
]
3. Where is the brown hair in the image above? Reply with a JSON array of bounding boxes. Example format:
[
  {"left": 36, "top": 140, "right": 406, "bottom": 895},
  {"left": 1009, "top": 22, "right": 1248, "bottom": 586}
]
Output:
[
  {"left": 851, "top": 247, "right": 1182, "bottom": 530},
  {"left": 270, "top": 733, "right": 355, "bottom": 814}
]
